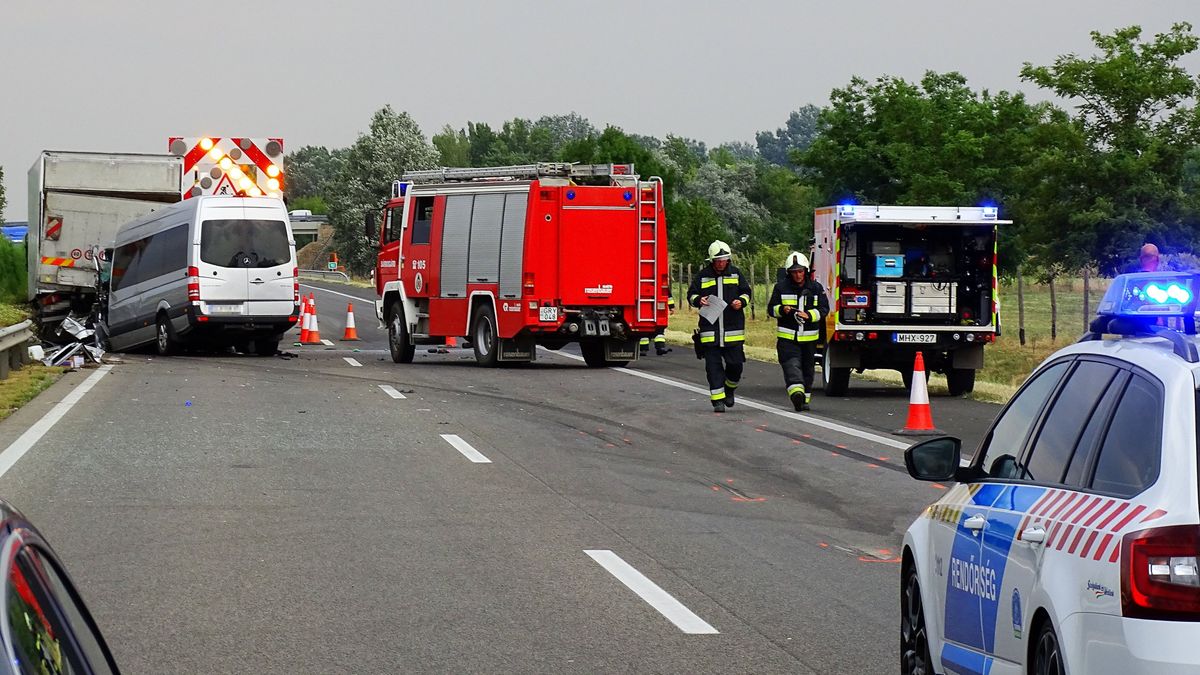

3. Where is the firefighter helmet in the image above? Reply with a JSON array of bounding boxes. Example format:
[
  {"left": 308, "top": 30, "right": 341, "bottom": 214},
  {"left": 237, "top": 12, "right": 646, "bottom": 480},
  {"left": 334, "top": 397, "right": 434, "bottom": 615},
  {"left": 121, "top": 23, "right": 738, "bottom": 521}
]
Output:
[
  {"left": 707, "top": 240, "right": 732, "bottom": 261},
  {"left": 785, "top": 251, "right": 810, "bottom": 272}
]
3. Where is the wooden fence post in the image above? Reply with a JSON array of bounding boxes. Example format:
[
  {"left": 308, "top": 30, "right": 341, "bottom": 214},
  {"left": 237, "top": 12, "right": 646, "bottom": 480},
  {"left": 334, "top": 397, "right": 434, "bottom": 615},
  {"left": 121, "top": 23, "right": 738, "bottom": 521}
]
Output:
[
  {"left": 748, "top": 265, "right": 756, "bottom": 320},
  {"left": 1049, "top": 274, "right": 1058, "bottom": 342},
  {"left": 1017, "top": 269, "right": 1027, "bottom": 346},
  {"left": 1082, "top": 267, "right": 1090, "bottom": 330}
]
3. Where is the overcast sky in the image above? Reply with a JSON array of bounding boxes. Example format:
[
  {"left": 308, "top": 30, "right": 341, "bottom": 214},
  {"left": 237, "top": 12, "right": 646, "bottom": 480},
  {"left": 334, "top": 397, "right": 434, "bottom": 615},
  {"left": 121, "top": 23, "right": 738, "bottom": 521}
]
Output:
[{"left": 3, "top": 1, "right": 1197, "bottom": 221}]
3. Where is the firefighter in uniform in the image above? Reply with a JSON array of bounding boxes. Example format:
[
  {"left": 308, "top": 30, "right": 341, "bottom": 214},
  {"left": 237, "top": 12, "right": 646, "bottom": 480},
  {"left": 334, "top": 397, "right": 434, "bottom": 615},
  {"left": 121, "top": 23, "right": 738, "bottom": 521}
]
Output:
[
  {"left": 768, "top": 251, "right": 829, "bottom": 411},
  {"left": 640, "top": 296, "right": 675, "bottom": 355},
  {"left": 688, "top": 240, "right": 751, "bottom": 413}
]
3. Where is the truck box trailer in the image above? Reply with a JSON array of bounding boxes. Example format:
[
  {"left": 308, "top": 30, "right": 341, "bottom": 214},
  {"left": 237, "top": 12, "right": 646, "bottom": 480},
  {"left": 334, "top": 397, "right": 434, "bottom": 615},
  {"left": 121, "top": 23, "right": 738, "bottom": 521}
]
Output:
[
  {"left": 813, "top": 204, "right": 1009, "bottom": 396},
  {"left": 27, "top": 151, "right": 183, "bottom": 330}
]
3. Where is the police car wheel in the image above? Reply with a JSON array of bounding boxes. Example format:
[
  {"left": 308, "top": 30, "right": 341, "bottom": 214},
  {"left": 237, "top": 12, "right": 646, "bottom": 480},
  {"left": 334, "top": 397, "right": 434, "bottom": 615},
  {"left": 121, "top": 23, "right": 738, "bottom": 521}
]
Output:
[
  {"left": 900, "top": 564, "right": 932, "bottom": 675},
  {"left": 1033, "top": 621, "right": 1064, "bottom": 675}
]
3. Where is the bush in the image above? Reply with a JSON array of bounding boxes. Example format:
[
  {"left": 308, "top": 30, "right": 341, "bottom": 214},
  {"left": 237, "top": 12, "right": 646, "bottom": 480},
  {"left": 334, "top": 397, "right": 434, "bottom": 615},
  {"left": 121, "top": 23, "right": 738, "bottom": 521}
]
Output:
[{"left": 0, "top": 237, "right": 25, "bottom": 304}]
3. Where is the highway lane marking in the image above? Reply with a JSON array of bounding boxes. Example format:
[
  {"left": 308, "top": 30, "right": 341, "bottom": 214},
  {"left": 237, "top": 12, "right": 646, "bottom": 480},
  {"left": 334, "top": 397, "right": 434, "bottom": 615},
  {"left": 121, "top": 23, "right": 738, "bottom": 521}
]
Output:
[
  {"left": 584, "top": 550, "right": 719, "bottom": 634},
  {"left": 321, "top": 339, "right": 334, "bottom": 346},
  {"left": 440, "top": 434, "right": 492, "bottom": 463},
  {"left": 379, "top": 385, "right": 406, "bottom": 399},
  {"left": 0, "top": 365, "right": 112, "bottom": 479},
  {"left": 544, "top": 349, "right": 908, "bottom": 450},
  {"left": 343, "top": 357, "right": 363, "bottom": 367}
]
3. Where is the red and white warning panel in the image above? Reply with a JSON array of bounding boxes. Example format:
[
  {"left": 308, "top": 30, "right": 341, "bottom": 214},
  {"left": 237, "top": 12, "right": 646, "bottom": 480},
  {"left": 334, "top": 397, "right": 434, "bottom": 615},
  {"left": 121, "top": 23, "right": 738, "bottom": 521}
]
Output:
[{"left": 168, "top": 137, "right": 284, "bottom": 199}]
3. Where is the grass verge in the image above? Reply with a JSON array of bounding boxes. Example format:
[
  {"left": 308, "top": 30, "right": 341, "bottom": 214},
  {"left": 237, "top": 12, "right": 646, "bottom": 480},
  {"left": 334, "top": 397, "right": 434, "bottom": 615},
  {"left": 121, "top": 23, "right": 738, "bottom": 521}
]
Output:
[
  {"left": 0, "top": 365, "right": 62, "bottom": 423},
  {"left": 0, "top": 303, "right": 29, "bottom": 328}
]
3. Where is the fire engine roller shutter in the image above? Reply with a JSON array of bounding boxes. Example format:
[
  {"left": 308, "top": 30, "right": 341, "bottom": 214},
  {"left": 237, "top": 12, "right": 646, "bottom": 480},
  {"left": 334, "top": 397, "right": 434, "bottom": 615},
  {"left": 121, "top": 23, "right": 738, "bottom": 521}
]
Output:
[
  {"left": 468, "top": 194, "right": 504, "bottom": 283},
  {"left": 441, "top": 195, "right": 473, "bottom": 297},
  {"left": 499, "top": 193, "right": 528, "bottom": 299}
]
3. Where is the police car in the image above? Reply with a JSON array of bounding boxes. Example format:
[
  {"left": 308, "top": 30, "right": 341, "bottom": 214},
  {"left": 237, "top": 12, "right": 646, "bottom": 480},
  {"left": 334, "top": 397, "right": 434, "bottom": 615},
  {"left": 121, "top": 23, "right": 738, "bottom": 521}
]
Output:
[{"left": 901, "top": 272, "right": 1200, "bottom": 675}]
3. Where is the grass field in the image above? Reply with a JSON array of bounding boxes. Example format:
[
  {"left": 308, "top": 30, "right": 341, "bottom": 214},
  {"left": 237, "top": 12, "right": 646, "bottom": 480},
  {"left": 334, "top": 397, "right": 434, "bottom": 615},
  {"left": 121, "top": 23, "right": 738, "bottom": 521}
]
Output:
[
  {"left": 0, "top": 303, "right": 29, "bottom": 328},
  {"left": 666, "top": 278, "right": 1106, "bottom": 402}
]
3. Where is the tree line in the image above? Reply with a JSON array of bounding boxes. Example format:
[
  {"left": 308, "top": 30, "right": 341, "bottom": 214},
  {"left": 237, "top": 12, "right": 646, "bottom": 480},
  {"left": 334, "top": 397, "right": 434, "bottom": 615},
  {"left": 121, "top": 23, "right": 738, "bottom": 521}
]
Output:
[{"left": 281, "top": 22, "right": 1200, "bottom": 278}]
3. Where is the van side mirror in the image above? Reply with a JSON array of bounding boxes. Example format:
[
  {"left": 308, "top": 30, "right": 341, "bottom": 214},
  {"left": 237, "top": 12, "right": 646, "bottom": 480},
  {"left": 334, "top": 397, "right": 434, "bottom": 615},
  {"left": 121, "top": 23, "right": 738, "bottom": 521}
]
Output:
[
  {"left": 904, "top": 436, "right": 962, "bottom": 482},
  {"left": 364, "top": 212, "right": 377, "bottom": 244}
]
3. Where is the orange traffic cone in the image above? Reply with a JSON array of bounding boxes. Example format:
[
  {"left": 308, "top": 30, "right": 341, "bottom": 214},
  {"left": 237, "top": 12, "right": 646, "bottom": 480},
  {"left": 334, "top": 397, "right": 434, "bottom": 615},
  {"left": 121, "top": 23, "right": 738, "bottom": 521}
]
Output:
[
  {"left": 897, "top": 352, "right": 943, "bottom": 435},
  {"left": 303, "top": 295, "right": 323, "bottom": 345},
  {"left": 446, "top": 336, "right": 457, "bottom": 347},
  {"left": 298, "top": 296, "right": 312, "bottom": 343},
  {"left": 340, "top": 303, "right": 360, "bottom": 341}
]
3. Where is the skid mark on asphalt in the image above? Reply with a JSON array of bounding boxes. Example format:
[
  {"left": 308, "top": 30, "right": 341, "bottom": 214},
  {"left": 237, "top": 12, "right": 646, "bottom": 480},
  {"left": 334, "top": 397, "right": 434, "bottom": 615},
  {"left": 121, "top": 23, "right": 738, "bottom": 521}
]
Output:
[{"left": 757, "top": 426, "right": 906, "bottom": 474}]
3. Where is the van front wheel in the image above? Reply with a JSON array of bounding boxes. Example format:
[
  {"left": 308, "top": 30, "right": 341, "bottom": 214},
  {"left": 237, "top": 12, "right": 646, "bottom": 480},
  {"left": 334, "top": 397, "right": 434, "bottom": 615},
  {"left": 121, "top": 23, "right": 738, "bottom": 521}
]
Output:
[{"left": 155, "top": 314, "right": 177, "bottom": 356}]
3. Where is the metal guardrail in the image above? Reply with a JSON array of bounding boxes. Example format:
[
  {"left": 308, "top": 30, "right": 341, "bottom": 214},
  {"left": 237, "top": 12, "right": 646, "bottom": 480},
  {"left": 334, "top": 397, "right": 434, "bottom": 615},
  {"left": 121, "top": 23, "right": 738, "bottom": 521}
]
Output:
[
  {"left": 0, "top": 320, "right": 33, "bottom": 381},
  {"left": 298, "top": 269, "right": 351, "bottom": 282}
]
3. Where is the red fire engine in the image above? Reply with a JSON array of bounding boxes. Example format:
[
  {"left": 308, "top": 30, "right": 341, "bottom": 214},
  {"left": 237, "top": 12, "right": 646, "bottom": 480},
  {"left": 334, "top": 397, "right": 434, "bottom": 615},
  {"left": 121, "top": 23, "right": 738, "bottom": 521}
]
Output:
[{"left": 371, "top": 163, "right": 668, "bottom": 367}]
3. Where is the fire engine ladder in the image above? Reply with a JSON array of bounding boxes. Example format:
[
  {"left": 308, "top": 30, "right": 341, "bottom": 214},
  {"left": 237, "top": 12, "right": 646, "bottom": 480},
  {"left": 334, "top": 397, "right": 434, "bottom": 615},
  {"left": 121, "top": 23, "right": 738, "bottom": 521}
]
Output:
[
  {"left": 636, "top": 177, "right": 663, "bottom": 324},
  {"left": 401, "top": 163, "right": 637, "bottom": 183}
]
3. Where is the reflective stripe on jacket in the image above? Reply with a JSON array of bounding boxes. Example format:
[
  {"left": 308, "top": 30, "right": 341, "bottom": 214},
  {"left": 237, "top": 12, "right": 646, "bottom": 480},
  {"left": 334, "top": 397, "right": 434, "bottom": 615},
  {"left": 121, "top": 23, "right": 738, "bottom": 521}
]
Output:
[
  {"left": 767, "top": 278, "right": 828, "bottom": 343},
  {"left": 687, "top": 263, "right": 751, "bottom": 347}
]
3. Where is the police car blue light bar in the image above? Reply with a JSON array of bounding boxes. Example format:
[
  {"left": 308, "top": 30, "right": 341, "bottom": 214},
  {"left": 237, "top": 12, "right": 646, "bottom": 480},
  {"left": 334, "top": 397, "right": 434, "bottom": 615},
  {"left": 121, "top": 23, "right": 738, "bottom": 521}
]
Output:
[{"left": 1096, "top": 272, "right": 1198, "bottom": 318}]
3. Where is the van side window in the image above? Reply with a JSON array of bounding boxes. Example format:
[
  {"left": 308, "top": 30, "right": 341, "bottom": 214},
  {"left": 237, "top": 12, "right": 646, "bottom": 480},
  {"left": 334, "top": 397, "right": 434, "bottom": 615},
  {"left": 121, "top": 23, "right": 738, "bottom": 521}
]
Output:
[
  {"left": 411, "top": 197, "right": 434, "bottom": 245},
  {"left": 1090, "top": 374, "right": 1163, "bottom": 497},
  {"left": 110, "top": 242, "right": 141, "bottom": 292},
  {"left": 139, "top": 224, "right": 189, "bottom": 281}
]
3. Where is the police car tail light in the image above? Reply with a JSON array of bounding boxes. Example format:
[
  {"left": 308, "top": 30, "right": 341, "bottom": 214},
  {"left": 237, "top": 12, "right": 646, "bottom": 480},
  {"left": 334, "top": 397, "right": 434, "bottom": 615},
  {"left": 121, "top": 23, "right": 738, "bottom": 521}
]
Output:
[{"left": 1121, "top": 525, "right": 1200, "bottom": 620}]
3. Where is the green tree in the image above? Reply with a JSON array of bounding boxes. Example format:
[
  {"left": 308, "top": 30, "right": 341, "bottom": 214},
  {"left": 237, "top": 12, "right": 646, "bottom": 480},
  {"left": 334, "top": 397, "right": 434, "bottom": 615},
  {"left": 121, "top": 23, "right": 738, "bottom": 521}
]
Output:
[
  {"left": 327, "top": 106, "right": 440, "bottom": 275},
  {"left": 668, "top": 197, "right": 727, "bottom": 269},
  {"left": 1020, "top": 22, "right": 1200, "bottom": 273},
  {"left": 283, "top": 146, "right": 346, "bottom": 200},
  {"left": 287, "top": 196, "right": 329, "bottom": 215},
  {"left": 432, "top": 125, "right": 471, "bottom": 166},
  {"left": 0, "top": 166, "right": 6, "bottom": 225},
  {"left": 756, "top": 105, "right": 821, "bottom": 168}
]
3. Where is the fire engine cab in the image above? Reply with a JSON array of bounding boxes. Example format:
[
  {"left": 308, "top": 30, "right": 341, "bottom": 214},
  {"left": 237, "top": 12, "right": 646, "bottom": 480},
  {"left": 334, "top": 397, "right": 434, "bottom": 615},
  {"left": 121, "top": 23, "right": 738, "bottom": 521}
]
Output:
[{"left": 371, "top": 163, "right": 669, "bottom": 367}]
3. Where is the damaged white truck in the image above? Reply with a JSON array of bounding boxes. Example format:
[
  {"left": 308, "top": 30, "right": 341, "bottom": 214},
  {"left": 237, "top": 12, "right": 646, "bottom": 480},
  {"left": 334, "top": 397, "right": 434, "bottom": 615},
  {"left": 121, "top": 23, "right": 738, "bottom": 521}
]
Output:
[{"left": 812, "top": 204, "right": 1007, "bottom": 396}]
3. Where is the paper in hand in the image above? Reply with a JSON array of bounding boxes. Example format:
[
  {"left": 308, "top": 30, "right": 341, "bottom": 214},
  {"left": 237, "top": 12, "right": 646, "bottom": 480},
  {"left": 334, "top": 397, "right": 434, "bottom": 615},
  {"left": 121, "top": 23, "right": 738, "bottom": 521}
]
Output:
[{"left": 698, "top": 294, "right": 727, "bottom": 323}]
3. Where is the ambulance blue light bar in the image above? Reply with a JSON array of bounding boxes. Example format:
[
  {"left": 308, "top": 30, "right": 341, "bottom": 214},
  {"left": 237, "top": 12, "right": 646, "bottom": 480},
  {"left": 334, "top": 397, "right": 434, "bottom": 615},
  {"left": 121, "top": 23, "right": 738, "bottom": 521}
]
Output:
[{"left": 1097, "top": 272, "right": 1198, "bottom": 318}]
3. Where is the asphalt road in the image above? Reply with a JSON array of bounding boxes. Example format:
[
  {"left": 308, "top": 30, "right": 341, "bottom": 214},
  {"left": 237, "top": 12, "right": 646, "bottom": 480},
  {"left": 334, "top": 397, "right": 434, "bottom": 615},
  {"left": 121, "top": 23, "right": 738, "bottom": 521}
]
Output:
[{"left": 0, "top": 282, "right": 1010, "bottom": 674}]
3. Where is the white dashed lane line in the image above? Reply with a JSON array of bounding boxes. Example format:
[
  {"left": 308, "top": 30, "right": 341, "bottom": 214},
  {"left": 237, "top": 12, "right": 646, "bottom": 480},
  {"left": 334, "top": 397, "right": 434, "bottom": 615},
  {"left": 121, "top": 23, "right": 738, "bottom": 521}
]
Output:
[
  {"left": 321, "top": 339, "right": 334, "bottom": 346},
  {"left": 584, "top": 549, "right": 719, "bottom": 634},
  {"left": 379, "top": 385, "right": 406, "bottom": 399},
  {"left": 440, "top": 434, "right": 492, "bottom": 463},
  {"left": 343, "top": 357, "right": 363, "bottom": 367}
]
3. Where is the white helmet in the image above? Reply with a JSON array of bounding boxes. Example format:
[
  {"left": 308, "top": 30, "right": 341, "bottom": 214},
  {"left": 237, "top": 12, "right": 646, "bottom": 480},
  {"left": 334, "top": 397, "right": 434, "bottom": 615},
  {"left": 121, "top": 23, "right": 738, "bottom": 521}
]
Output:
[
  {"left": 707, "top": 240, "right": 732, "bottom": 261},
  {"left": 784, "top": 251, "right": 810, "bottom": 272}
]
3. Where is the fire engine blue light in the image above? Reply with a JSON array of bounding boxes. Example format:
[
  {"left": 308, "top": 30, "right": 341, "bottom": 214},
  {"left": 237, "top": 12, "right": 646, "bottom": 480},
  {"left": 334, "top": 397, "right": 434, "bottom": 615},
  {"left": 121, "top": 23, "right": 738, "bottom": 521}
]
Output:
[
  {"left": 838, "top": 204, "right": 856, "bottom": 217},
  {"left": 566, "top": 190, "right": 576, "bottom": 200},
  {"left": 623, "top": 191, "right": 632, "bottom": 201}
]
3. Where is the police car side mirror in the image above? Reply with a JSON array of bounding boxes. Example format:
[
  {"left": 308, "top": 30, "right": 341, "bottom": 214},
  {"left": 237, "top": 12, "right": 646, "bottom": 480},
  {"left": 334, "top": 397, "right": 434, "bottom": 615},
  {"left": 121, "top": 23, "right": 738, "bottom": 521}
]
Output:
[{"left": 904, "top": 436, "right": 962, "bottom": 482}]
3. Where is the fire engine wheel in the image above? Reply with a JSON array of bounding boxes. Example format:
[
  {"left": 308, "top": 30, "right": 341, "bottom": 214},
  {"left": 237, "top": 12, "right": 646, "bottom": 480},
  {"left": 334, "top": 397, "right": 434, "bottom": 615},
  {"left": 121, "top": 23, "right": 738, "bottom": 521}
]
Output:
[
  {"left": 388, "top": 301, "right": 415, "bottom": 364},
  {"left": 155, "top": 313, "right": 177, "bottom": 357},
  {"left": 822, "top": 349, "right": 850, "bottom": 397},
  {"left": 579, "top": 341, "right": 627, "bottom": 368},
  {"left": 472, "top": 305, "right": 499, "bottom": 367},
  {"left": 946, "top": 368, "right": 976, "bottom": 396}
]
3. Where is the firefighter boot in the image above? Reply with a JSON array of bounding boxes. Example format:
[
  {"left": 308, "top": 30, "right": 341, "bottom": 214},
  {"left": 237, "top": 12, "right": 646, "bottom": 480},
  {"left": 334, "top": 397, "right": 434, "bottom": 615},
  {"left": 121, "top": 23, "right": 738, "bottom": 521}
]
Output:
[
  {"left": 803, "top": 392, "right": 812, "bottom": 411},
  {"left": 640, "top": 337, "right": 650, "bottom": 355},
  {"left": 654, "top": 335, "right": 671, "bottom": 355},
  {"left": 712, "top": 400, "right": 726, "bottom": 413},
  {"left": 724, "top": 380, "right": 738, "bottom": 408},
  {"left": 788, "top": 385, "right": 806, "bottom": 412}
]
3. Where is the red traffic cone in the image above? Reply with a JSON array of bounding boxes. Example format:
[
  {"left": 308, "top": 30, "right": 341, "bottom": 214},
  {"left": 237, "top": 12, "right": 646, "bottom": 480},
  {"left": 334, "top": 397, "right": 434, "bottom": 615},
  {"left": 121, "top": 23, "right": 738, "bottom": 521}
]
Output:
[
  {"left": 302, "top": 295, "right": 323, "bottom": 345},
  {"left": 298, "top": 296, "right": 312, "bottom": 343},
  {"left": 340, "top": 303, "right": 361, "bottom": 341},
  {"left": 897, "top": 352, "right": 943, "bottom": 435}
]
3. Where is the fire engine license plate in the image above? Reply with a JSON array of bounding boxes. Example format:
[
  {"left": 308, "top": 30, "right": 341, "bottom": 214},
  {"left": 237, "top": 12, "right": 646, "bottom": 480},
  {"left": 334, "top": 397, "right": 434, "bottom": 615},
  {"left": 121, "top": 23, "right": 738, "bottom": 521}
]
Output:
[
  {"left": 539, "top": 307, "right": 558, "bottom": 322},
  {"left": 893, "top": 333, "right": 936, "bottom": 344}
]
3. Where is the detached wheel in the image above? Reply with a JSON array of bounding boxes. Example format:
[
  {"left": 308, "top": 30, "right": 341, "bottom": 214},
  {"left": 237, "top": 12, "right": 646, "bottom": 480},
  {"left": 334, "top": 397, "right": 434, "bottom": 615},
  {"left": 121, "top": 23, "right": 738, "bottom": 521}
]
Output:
[
  {"left": 388, "top": 301, "right": 415, "bottom": 364},
  {"left": 947, "top": 368, "right": 976, "bottom": 396},
  {"left": 900, "top": 562, "right": 933, "bottom": 675},
  {"left": 1033, "top": 621, "right": 1065, "bottom": 675},
  {"left": 823, "top": 348, "right": 850, "bottom": 397},
  {"left": 155, "top": 313, "right": 177, "bottom": 356},
  {"left": 471, "top": 305, "right": 498, "bottom": 367}
]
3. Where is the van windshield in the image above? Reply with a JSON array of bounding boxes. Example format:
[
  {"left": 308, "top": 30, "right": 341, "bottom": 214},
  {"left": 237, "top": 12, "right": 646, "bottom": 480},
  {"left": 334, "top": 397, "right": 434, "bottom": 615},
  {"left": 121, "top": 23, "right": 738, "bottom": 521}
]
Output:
[{"left": 200, "top": 220, "right": 290, "bottom": 268}]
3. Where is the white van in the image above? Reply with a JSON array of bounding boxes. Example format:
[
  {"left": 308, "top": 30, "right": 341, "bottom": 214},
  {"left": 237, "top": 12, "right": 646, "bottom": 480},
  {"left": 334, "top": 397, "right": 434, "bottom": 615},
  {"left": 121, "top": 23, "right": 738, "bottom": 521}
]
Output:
[{"left": 103, "top": 196, "right": 299, "bottom": 355}]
